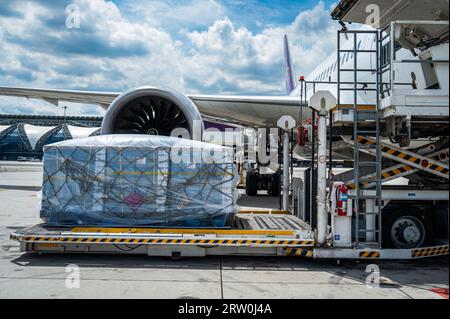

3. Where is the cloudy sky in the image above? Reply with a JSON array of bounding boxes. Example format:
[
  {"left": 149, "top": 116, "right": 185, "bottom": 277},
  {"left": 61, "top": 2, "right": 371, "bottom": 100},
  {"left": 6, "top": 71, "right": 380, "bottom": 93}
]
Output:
[{"left": 0, "top": 0, "right": 339, "bottom": 117}]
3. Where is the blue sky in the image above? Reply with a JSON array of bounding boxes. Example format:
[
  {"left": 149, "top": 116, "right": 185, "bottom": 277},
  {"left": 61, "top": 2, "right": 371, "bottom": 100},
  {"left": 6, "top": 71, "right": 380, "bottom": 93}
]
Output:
[{"left": 0, "top": 0, "right": 339, "bottom": 116}]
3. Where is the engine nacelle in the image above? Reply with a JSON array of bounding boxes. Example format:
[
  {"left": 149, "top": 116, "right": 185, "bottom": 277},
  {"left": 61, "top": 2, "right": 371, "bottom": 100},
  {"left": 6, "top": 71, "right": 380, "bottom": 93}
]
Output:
[{"left": 101, "top": 87, "right": 204, "bottom": 140}]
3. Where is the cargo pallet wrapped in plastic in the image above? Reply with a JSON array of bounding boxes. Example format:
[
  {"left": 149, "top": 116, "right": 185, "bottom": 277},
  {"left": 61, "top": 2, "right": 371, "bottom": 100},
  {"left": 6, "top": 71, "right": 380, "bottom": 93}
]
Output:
[{"left": 40, "top": 135, "right": 239, "bottom": 227}]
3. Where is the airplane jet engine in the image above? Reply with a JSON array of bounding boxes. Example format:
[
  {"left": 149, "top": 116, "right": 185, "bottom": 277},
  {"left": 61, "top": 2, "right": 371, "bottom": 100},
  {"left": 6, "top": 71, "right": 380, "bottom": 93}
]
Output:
[{"left": 101, "top": 87, "right": 204, "bottom": 139}]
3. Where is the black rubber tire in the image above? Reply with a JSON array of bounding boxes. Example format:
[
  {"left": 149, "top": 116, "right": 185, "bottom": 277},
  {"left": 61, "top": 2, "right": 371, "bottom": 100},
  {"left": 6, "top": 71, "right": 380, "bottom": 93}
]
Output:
[
  {"left": 382, "top": 205, "right": 433, "bottom": 249},
  {"left": 245, "top": 171, "right": 258, "bottom": 196},
  {"left": 268, "top": 173, "right": 280, "bottom": 197}
]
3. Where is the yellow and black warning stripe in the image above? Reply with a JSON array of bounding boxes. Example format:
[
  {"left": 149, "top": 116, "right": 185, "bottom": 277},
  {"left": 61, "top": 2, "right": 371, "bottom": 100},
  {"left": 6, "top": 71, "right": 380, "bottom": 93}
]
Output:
[
  {"left": 348, "top": 148, "right": 449, "bottom": 190},
  {"left": 11, "top": 234, "right": 314, "bottom": 247},
  {"left": 357, "top": 136, "right": 449, "bottom": 177},
  {"left": 359, "top": 251, "right": 380, "bottom": 258},
  {"left": 349, "top": 164, "right": 415, "bottom": 189},
  {"left": 356, "top": 136, "right": 376, "bottom": 146},
  {"left": 381, "top": 151, "right": 448, "bottom": 178},
  {"left": 411, "top": 246, "right": 449, "bottom": 258},
  {"left": 381, "top": 165, "right": 415, "bottom": 179},
  {"left": 284, "top": 247, "right": 313, "bottom": 257}
]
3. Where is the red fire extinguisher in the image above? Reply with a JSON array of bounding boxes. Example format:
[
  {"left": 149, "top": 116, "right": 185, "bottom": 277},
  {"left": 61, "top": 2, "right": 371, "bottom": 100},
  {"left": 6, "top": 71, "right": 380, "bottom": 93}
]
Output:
[{"left": 335, "top": 184, "right": 349, "bottom": 216}]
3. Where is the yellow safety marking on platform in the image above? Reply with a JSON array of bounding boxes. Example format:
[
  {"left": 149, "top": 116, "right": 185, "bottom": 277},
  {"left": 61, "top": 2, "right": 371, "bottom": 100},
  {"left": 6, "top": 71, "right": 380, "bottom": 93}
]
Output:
[
  {"left": 284, "top": 248, "right": 314, "bottom": 257},
  {"left": 359, "top": 251, "right": 380, "bottom": 258},
  {"left": 71, "top": 227, "right": 294, "bottom": 236},
  {"left": 13, "top": 234, "right": 314, "bottom": 247},
  {"left": 411, "top": 246, "right": 449, "bottom": 258}
]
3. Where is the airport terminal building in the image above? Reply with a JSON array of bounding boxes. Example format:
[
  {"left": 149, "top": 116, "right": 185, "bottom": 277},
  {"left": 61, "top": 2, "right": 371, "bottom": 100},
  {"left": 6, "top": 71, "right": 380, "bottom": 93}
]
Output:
[{"left": 0, "top": 114, "right": 101, "bottom": 160}]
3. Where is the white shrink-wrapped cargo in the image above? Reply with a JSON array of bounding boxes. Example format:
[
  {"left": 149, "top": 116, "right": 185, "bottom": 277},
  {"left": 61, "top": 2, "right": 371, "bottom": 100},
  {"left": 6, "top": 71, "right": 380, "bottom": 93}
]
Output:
[{"left": 41, "top": 135, "right": 239, "bottom": 227}]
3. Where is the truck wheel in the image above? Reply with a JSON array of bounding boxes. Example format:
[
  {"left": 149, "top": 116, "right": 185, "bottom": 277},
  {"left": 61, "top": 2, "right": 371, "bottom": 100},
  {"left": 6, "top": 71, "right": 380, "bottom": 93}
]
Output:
[
  {"left": 382, "top": 206, "right": 432, "bottom": 249},
  {"left": 268, "top": 173, "right": 280, "bottom": 196},
  {"left": 245, "top": 171, "right": 258, "bottom": 196}
]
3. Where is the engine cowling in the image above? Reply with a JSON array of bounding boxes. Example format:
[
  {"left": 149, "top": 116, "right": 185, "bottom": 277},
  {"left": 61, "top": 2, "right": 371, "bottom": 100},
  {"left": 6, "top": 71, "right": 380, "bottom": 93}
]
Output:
[{"left": 101, "top": 87, "right": 204, "bottom": 140}]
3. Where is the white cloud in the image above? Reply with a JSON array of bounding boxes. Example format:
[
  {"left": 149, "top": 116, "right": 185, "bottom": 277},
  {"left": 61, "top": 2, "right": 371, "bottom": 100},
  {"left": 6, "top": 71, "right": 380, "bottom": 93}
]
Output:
[
  {"left": 126, "top": 0, "right": 225, "bottom": 30},
  {"left": 0, "top": 0, "right": 340, "bottom": 115},
  {"left": 181, "top": 1, "right": 339, "bottom": 94}
]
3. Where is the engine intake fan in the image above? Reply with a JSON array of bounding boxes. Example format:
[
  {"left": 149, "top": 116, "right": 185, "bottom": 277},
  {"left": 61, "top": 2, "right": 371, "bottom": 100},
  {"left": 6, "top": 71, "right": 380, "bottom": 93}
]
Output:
[{"left": 101, "top": 87, "right": 203, "bottom": 140}]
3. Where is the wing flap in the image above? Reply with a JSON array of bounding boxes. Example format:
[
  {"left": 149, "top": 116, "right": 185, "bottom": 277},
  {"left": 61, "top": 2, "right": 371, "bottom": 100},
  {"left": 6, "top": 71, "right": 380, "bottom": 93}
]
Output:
[{"left": 188, "top": 94, "right": 303, "bottom": 127}]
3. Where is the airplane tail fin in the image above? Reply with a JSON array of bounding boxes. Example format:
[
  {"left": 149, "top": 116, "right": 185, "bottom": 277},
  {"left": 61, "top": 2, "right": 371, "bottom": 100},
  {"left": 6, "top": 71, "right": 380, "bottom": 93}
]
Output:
[{"left": 283, "top": 35, "right": 296, "bottom": 95}]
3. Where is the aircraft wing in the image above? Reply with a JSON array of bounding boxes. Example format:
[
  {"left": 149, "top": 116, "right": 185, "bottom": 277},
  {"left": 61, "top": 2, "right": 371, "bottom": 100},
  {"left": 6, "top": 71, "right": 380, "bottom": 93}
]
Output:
[
  {"left": 0, "top": 86, "right": 304, "bottom": 127},
  {"left": 0, "top": 86, "right": 119, "bottom": 109},
  {"left": 188, "top": 94, "right": 302, "bottom": 127}
]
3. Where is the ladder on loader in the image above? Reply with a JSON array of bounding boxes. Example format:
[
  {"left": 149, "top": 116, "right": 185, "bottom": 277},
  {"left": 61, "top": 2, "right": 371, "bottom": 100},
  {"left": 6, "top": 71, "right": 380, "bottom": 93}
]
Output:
[{"left": 337, "top": 29, "right": 383, "bottom": 248}]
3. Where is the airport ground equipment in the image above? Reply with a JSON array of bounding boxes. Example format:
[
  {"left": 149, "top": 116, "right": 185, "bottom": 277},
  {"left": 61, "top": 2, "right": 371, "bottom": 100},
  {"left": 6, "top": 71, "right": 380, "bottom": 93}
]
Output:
[
  {"left": 10, "top": 208, "right": 448, "bottom": 259},
  {"left": 243, "top": 128, "right": 282, "bottom": 197},
  {"left": 297, "top": 17, "right": 448, "bottom": 253},
  {"left": 11, "top": 211, "right": 316, "bottom": 258},
  {"left": 310, "top": 91, "right": 337, "bottom": 245},
  {"left": 338, "top": 29, "right": 383, "bottom": 247},
  {"left": 277, "top": 116, "right": 296, "bottom": 211},
  {"left": 337, "top": 25, "right": 447, "bottom": 250},
  {"left": 244, "top": 169, "right": 281, "bottom": 197},
  {"left": 291, "top": 178, "right": 305, "bottom": 220}
]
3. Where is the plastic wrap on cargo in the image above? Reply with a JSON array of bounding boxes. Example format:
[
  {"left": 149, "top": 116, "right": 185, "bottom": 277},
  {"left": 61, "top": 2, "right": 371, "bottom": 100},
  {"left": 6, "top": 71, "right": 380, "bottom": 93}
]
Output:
[{"left": 40, "top": 135, "right": 239, "bottom": 227}]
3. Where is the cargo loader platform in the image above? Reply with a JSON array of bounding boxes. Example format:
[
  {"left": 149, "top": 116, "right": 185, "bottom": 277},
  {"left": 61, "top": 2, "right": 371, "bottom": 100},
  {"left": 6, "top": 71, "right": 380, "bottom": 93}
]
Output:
[
  {"left": 10, "top": 211, "right": 316, "bottom": 258},
  {"left": 10, "top": 211, "right": 449, "bottom": 260}
]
